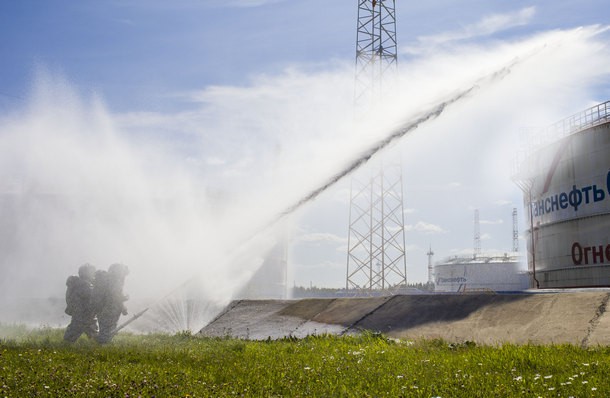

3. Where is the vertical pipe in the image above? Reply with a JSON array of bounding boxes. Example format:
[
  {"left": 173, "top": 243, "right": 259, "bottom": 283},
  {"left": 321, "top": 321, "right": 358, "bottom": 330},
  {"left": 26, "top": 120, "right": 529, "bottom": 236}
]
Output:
[{"left": 528, "top": 189, "right": 540, "bottom": 288}]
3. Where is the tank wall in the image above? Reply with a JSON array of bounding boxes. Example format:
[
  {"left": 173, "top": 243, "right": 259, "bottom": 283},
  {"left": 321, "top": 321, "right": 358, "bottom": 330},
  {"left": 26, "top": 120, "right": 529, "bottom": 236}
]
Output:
[
  {"left": 434, "top": 261, "right": 528, "bottom": 292},
  {"left": 523, "top": 122, "right": 610, "bottom": 288}
]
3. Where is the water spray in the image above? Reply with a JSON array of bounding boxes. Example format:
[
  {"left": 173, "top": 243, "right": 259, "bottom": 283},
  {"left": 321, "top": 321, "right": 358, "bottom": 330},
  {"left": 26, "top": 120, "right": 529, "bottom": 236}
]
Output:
[
  {"left": 274, "top": 56, "right": 523, "bottom": 222},
  {"left": 126, "top": 52, "right": 536, "bottom": 333}
]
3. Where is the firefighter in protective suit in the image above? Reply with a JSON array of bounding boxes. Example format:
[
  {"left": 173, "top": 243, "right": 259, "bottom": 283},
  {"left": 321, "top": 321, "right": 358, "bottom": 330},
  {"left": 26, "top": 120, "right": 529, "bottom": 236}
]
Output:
[
  {"left": 94, "top": 263, "right": 129, "bottom": 344},
  {"left": 63, "top": 264, "right": 98, "bottom": 342}
]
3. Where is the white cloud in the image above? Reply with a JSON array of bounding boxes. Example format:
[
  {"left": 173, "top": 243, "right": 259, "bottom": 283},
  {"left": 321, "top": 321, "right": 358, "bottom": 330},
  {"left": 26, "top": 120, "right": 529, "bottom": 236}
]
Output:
[
  {"left": 110, "top": 0, "right": 285, "bottom": 10},
  {"left": 406, "top": 7, "right": 536, "bottom": 53},
  {"left": 206, "top": 157, "right": 226, "bottom": 166},
  {"left": 405, "top": 244, "right": 420, "bottom": 252},
  {"left": 472, "top": 7, "right": 535, "bottom": 35},
  {"left": 335, "top": 244, "right": 348, "bottom": 253},
  {"left": 453, "top": 248, "right": 473, "bottom": 255},
  {"left": 294, "top": 260, "right": 344, "bottom": 270},
  {"left": 223, "top": 0, "right": 286, "bottom": 7},
  {"left": 480, "top": 218, "right": 504, "bottom": 225},
  {"left": 296, "top": 232, "right": 347, "bottom": 244},
  {"left": 406, "top": 221, "right": 447, "bottom": 235}
]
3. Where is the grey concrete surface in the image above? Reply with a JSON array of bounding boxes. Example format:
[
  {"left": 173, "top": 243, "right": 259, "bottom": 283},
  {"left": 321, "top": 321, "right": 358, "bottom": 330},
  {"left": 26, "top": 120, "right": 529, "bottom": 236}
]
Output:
[{"left": 199, "top": 292, "right": 610, "bottom": 346}]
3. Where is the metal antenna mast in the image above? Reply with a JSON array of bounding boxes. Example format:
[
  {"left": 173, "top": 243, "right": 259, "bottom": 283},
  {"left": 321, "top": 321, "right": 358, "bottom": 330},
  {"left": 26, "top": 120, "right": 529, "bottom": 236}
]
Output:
[
  {"left": 512, "top": 207, "right": 519, "bottom": 252},
  {"left": 346, "top": 0, "right": 407, "bottom": 295},
  {"left": 426, "top": 245, "right": 434, "bottom": 285},
  {"left": 474, "top": 209, "right": 481, "bottom": 258}
]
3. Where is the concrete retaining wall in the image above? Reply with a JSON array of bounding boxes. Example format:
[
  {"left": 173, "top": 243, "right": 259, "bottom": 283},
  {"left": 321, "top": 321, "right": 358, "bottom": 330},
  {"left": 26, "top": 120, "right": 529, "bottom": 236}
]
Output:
[{"left": 199, "top": 292, "right": 610, "bottom": 347}]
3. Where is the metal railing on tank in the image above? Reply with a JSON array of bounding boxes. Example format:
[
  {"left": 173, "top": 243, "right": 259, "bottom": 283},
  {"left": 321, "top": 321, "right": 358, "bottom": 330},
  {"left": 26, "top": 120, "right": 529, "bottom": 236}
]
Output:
[
  {"left": 549, "top": 100, "right": 610, "bottom": 141},
  {"left": 512, "top": 100, "right": 610, "bottom": 179}
]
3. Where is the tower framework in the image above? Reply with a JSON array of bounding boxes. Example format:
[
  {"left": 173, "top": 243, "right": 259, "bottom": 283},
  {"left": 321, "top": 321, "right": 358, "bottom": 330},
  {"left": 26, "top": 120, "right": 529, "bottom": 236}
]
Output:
[
  {"left": 346, "top": 0, "right": 407, "bottom": 294},
  {"left": 512, "top": 207, "right": 519, "bottom": 252},
  {"left": 354, "top": 0, "right": 398, "bottom": 108}
]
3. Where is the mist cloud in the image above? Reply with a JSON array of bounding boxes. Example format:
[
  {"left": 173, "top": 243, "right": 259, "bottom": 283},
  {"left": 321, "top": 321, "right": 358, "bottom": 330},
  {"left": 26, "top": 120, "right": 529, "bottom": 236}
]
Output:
[{"left": 0, "top": 25, "right": 608, "bottom": 328}]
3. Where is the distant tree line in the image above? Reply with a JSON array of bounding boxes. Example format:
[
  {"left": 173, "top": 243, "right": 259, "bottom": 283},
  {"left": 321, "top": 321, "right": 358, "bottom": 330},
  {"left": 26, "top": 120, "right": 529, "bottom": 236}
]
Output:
[{"left": 291, "top": 282, "right": 434, "bottom": 298}]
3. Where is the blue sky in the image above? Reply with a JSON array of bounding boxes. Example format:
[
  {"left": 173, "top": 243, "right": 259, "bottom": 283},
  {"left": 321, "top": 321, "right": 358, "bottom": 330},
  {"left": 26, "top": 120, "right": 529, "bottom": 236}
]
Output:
[
  {"left": 1, "top": 1, "right": 354, "bottom": 111},
  {"left": 2, "top": 0, "right": 608, "bottom": 111},
  {"left": 1, "top": 1, "right": 610, "bottom": 297}
]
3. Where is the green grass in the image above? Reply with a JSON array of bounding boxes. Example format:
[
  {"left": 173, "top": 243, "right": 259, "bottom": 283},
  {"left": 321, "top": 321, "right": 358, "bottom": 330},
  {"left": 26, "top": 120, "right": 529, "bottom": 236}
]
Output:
[{"left": 1, "top": 326, "right": 609, "bottom": 397}]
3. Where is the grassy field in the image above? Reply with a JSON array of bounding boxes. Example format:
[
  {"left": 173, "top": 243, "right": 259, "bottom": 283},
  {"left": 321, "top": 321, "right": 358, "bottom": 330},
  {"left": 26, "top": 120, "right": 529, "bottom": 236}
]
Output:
[{"left": 1, "top": 325, "right": 609, "bottom": 397}]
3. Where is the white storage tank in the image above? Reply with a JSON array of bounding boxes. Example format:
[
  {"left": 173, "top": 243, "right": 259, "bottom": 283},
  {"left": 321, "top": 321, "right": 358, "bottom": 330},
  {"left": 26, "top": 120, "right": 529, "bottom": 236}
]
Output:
[
  {"left": 434, "top": 253, "right": 528, "bottom": 292},
  {"left": 514, "top": 101, "right": 610, "bottom": 288}
]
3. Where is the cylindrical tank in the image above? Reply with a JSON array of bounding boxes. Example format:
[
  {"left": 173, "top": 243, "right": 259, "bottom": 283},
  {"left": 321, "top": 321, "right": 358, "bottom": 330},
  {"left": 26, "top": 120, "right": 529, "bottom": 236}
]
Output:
[
  {"left": 433, "top": 254, "right": 527, "bottom": 292},
  {"left": 515, "top": 101, "right": 610, "bottom": 288}
]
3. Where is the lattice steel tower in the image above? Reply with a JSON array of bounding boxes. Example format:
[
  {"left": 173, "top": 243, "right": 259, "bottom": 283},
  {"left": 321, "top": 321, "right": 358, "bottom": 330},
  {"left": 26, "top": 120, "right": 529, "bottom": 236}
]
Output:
[
  {"left": 346, "top": 0, "right": 407, "bottom": 294},
  {"left": 512, "top": 207, "right": 519, "bottom": 253},
  {"left": 353, "top": 0, "right": 398, "bottom": 108}
]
